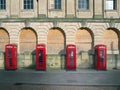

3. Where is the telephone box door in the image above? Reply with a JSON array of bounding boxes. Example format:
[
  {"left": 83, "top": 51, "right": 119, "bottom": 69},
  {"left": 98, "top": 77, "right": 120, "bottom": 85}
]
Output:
[
  {"left": 66, "top": 44, "right": 76, "bottom": 70},
  {"left": 5, "top": 44, "right": 17, "bottom": 70},
  {"left": 95, "top": 44, "right": 107, "bottom": 70},
  {"left": 36, "top": 44, "right": 46, "bottom": 70}
]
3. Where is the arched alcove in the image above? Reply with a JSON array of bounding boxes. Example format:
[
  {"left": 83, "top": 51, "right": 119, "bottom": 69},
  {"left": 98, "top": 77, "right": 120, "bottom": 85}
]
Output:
[
  {"left": 102, "top": 29, "right": 119, "bottom": 51},
  {"left": 19, "top": 28, "right": 37, "bottom": 53},
  {"left": 47, "top": 27, "right": 65, "bottom": 54},
  {"left": 75, "top": 28, "right": 93, "bottom": 53},
  {"left": 0, "top": 28, "right": 9, "bottom": 52}
]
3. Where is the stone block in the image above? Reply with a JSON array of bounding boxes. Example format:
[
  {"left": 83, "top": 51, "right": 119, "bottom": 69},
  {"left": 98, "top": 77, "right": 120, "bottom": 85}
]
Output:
[
  {"left": 24, "top": 52, "right": 32, "bottom": 60},
  {"left": 47, "top": 54, "right": 65, "bottom": 70},
  {"left": 94, "top": 15, "right": 103, "bottom": 18},
  {"left": 23, "top": 52, "right": 33, "bottom": 68},
  {"left": 0, "top": 52, "right": 4, "bottom": 69},
  {"left": 107, "top": 54, "right": 118, "bottom": 70},
  {"left": 0, "top": 60, "right": 4, "bottom": 69},
  {"left": 17, "top": 54, "right": 25, "bottom": 68},
  {"left": 66, "top": 14, "right": 75, "bottom": 18},
  {"left": 38, "top": 14, "right": 46, "bottom": 18},
  {"left": 116, "top": 55, "right": 120, "bottom": 69},
  {"left": 77, "top": 52, "right": 91, "bottom": 69}
]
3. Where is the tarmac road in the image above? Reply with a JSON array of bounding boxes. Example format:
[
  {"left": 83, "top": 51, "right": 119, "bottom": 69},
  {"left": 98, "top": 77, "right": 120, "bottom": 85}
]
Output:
[
  {"left": 0, "top": 69, "right": 120, "bottom": 86},
  {"left": 0, "top": 70, "right": 120, "bottom": 90},
  {"left": 0, "top": 84, "right": 120, "bottom": 90}
]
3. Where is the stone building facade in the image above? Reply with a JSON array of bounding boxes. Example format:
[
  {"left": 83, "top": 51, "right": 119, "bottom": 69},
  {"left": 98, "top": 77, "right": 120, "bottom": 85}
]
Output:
[{"left": 0, "top": 0, "right": 120, "bottom": 70}]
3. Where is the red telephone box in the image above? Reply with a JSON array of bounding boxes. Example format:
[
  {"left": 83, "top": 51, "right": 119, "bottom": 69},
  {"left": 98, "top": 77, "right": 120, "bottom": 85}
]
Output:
[
  {"left": 36, "top": 44, "right": 46, "bottom": 70},
  {"left": 5, "top": 44, "right": 17, "bottom": 70},
  {"left": 66, "top": 44, "right": 76, "bottom": 70},
  {"left": 95, "top": 44, "right": 107, "bottom": 70}
]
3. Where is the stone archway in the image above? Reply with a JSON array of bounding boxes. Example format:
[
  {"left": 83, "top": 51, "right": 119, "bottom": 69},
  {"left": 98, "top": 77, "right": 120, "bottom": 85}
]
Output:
[{"left": 0, "top": 28, "right": 9, "bottom": 52}]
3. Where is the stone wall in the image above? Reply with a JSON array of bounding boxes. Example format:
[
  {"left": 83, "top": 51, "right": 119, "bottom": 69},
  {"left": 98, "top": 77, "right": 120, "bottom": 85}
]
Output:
[{"left": 0, "top": 21, "right": 120, "bottom": 70}]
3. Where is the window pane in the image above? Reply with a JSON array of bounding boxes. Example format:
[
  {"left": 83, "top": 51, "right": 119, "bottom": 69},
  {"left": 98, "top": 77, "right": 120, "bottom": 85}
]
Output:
[
  {"left": 78, "top": 0, "right": 89, "bottom": 10},
  {"left": 24, "top": 5, "right": 26, "bottom": 9},
  {"left": 54, "top": 0, "right": 61, "bottom": 9},
  {"left": 113, "top": 0, "right": 117, "bottom": 9},
  {"left": 105, "top": 0, "right": 116, "bottom": 10},
  {"left": 24, "top": 0, "right": 33, "bottom": 10},
  {"left": 0, "top": 0, "right": 6, "bottom": 10}
]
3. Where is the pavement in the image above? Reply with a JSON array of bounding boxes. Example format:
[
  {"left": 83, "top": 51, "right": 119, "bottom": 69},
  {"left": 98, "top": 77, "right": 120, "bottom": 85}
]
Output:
[{"left": 0, "top": 69, "right": 120, "bottom": 86}]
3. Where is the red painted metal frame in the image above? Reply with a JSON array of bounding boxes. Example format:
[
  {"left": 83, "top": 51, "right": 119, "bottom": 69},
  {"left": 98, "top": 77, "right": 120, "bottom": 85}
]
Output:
[
  {"left": 66, "top": 44, "right": 76, "bottom": 70},
  {"left": 95, "top": 44, "right": 107, "bottom": 70},
  {"left": 36, "top": 44, "right": 46, "bottom": 70},
  {"left": 5, "top": 44, "right": 17, "bottom": 70}
]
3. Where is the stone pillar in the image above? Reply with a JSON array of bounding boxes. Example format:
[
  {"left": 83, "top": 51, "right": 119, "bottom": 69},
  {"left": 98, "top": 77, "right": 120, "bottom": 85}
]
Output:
[
  {"left": 66, "top": 0, "right": 75, "bottom": 18},
  {"left": 94, "top": 0, "right": 103, "bottom": 18},
  {"left": 39, "top": 0, "right": 47, "bottom": 18},
  {"left": 10, "top": 0, "right": 20, "bottom": 18}
]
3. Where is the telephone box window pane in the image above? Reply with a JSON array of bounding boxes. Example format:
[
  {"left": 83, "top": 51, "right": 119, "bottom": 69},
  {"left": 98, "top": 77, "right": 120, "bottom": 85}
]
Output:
[
  {"left": 8, "top": 50, "right": 12, "bottom": 66},
  {"left": 24, "top": 0, "right": 33, "bottom": 10},
  {"left": 100, "top": 50, "right": 104, "bottom": 62},
  {"left": 70, "top": 50, "right": 74, "bottom": 67},
  {"left": 0, "top": 0, "right": 6, "bottom": 10},
  {"left": 38, "top": 50, "right": 43, "bottom": 62}
]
